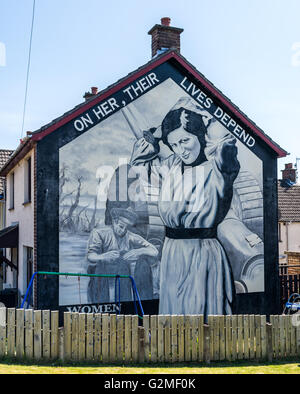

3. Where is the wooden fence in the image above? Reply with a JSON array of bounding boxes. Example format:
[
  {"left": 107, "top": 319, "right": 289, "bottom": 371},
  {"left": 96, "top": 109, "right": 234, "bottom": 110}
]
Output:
[
  {"left": 0, "top": 308, "right": 300, "bottom": 364},
  {"left": 280, "top": 274, "right": 300, "bottom": 311}
]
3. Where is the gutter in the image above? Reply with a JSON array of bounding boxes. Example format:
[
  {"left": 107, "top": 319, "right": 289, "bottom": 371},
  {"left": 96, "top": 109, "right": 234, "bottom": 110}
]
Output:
[{"left": 0, "top": 137, "right": 35, "bottom": 177}]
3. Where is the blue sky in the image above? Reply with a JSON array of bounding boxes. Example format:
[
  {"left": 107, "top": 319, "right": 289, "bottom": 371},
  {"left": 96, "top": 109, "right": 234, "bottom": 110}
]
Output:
[{"left": 1, "top": 0, "right": 300, "bottom": 176}]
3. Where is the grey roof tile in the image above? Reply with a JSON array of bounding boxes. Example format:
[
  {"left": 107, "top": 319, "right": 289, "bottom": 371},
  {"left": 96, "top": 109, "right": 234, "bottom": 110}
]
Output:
[
  {"left": 278, "top": 181, "right": 300, "bottom": 222},
  {"left": 0, "top": 149, "right": 14, "bottom": 195}
]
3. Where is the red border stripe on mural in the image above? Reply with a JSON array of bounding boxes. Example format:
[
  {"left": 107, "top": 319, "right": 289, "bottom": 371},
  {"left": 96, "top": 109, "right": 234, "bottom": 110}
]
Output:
[
  {"left": 31, "top": 52, "right": 175, "bottom": 142},
  {"left": 32, "top": 51, "right": 286, "bottom": 158}
]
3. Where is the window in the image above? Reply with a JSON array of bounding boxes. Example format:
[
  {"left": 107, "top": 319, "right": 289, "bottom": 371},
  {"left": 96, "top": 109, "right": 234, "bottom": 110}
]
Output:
[
  {"left": 24, "top": 157, "right": 32, "bottom": 204},
  {"left": 9, "top": 172, "right": 14, "bottom": 209},
  {"left": 0, "top": 248, "right": 5, "bottom": 283},
  {"left": 26, "top": 247, "right": 33, "bottom": 287},
  {"left": 278, "top": 222, "right": 282, "bottom": 242},
  {"left": 24, "top": 247, "right": 33, "bottom": 306},
  {"left": 11, "top": 247, "right": 17, "bottom": 288}
]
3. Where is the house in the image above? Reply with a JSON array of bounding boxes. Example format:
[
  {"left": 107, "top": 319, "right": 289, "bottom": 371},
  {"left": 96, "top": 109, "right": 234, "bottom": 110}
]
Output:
[
  {"left": 0, "top": 18, "right": 287, "bottom": 316},
  {"left": 0, "top": 149, "right": 14, "bottom": 299},
  {"left": 278, "top": 163, "right": 300, "bottom": 275},
  {"left": 0, "top": 149, "right": 14, "bottom": 228}
]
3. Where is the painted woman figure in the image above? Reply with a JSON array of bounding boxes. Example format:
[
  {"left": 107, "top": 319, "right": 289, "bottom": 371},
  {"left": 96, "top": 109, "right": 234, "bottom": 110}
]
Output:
[{"left": 130, "top": 97, "right": 240, "bottom": 316}]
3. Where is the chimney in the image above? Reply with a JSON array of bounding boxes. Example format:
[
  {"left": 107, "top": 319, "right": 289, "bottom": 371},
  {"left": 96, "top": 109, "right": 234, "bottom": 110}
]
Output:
[
  {"left": 281, "top": 163, "right": 297, "bottom": 183},
  {"left": 148, "top": 17, "right": 184, "bottom": 58},
  {"left": 91, "top": 87, "right": 98, "bottom": 95},
  {"left": 83, "top": 86, "right": 98, "bottom": 101}
]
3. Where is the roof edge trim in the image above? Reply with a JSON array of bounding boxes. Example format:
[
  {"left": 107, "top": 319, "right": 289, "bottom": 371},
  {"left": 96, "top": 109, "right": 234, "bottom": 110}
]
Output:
[{"left": 11, "top": 50, "right": 287, "bottom": 161}]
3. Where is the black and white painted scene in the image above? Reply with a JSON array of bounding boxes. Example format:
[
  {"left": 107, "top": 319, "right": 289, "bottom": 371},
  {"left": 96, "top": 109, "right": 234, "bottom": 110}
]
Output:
[{"left": 59, "top": 77, "right": 264, "bottom": 315}]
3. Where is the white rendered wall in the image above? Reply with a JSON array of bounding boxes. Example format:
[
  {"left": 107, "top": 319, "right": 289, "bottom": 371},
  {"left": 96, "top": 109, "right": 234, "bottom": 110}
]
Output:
[
  {"left": 5, "top": 149, "right": 34, "bottom": 297},
  {"left": 279, "top": 222, "right": 300, "bottom": 263}
]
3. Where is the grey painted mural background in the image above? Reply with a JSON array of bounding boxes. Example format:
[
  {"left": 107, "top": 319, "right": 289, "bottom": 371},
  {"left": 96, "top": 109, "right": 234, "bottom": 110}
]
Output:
[{"left": 58, "top": 78, "right": 264, "bottom": 314}]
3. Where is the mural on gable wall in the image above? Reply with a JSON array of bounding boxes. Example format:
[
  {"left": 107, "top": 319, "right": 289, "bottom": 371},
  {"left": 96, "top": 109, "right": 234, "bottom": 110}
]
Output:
[{"left": 58, "top": 77, "right": 264, "bottom": 315}]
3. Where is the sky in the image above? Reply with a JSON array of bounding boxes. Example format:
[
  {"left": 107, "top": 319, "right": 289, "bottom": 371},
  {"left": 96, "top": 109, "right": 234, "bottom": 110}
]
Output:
[{"left": 1, "top": 0, "right": 300, "bottom": 178}]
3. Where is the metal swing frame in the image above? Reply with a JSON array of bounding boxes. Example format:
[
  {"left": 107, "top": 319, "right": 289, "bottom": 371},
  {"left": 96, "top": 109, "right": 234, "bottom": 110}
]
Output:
[
  {"left": 283, "top": 293, "right": 300, "bottom": 315},
  {"left": 21, "top": 271, "right": 144, "bottom": 318}
]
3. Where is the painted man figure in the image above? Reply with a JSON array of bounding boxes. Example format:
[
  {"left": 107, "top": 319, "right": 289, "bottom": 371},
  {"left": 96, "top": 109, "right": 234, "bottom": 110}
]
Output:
[{"left": 87, "top": 207, "right": 158, "bottom": 304}]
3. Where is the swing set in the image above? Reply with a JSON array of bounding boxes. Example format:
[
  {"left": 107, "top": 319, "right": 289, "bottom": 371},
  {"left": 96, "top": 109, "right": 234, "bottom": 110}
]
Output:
[{"left": 21, "top": 271, "right": 144, "bottom": 318}]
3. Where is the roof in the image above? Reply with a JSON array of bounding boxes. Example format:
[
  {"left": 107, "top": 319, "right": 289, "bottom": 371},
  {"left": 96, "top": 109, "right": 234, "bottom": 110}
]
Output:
[
  {"left": 278, "top": 181, "right": 300, "bottom": 222},
  {"left": 0, "top": 50, "right": 287, "bottom": 175},
  {"left": 0, "top": 224, "right": 18, "bottom": 248},
  {"left": 0, "top": 149, "right": 14, "bottom": 195}
]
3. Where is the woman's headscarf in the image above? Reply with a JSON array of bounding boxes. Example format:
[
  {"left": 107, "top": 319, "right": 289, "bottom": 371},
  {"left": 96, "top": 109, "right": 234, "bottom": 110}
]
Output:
[
  {"left": 161, "top": 96, "right": 213, "bottom": 165},
  {"left": 162, "top": 96, "right": 233, "bottom": 161}
]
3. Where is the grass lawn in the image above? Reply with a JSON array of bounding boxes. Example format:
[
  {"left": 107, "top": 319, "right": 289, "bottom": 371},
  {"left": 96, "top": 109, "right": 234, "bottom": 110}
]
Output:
[{"left": 0, "top": 359, "right": 299, "bottom": 374}]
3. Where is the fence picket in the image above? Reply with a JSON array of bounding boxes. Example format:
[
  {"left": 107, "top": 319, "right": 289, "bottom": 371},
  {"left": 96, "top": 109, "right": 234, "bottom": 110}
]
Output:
[
  {"left": 219, "top": 315, "right": 225, "bottom": 361},
  {"left": 213, "top": 316, "right": 220, "bottom": 361},
  {"left": 279, "top": 315, "right": 285, "bottom": 358},
  {"left": 143, "top": 315, "right": 150, "bottom": 363},
  {"left": 157, "top": 315, "right": 165, "bottom": 363},
  {"left": 164, "top": 315, "right": 171, "bottom": 363},
  {"left": 243, "top": 315, "right": 250, "bottom": 360},
  {"left": 58, "top": 327, "right": 64, "bottom": 361},
  {"left": 171, "top": 315, "right": 178, "bottom": 363},
  {"left": 16, "top": 309, "right": 24, "bottom": 359},
  {"left": 71, "top": 312, "right": 79, "bottom": 361},
  {"left": 150, "top": 315, "right": 157, "bottom": 363},
  {"left": 225, "top": 315, "right": 232, "bottom": 361},
  {"left": 102, "top": 314, "right": 109, "bottom": 363},
  {"left": 254, "top": 315, "right": 261, "bottom": 359},
  {"left": 138, "top": 326, "right": 145, "bottom": 363},
  {"left": 231, "top": 315, "right": 237, "bottom": 361},
  {"left": 51, "top": 311, "right": 59, "bottom": 360},
  {"left": 124, "top": 315, "right": 132, "bottom": 362},
  {"left": 191, "top": 316, "right": 198, "bottom": 362},
  {"left": 178, "top": 315, "right": 185, "bottom": 363},
  {"left": 296, "top": 317, "right": 300, "bottom": 356},
  {"left": 237, "top": 315, "right": 243, "bottom": 359},
  {"left": 7, "top": 308, "right": 15, "bottom": 358},
  {"left": 270, "top": 315, "right": 278, "bottom": 359},
  {"left": 86, "top": 313, "right": 94, "bottom": 361},
  {"left": 249, "top": 315, "right": 255, "bottom": 359},
  {"left": 0, "top": 308, "right": 6, "bottom": 357},
  {"left": 198, "top": 315, "right": 204, "bottom": 362},
  {"left": 110, "top": 314, "right": 117, "bottom": 363},
  {"left": 131, "top": 315, "right": 139, "bottom": 363},
  {"left": 64, "top": 312, "right": 72, "bottom": 361},
  {"left": 42, "top": 310, "right": 51, "bottom": 360},
  {"left": 184, "top": 315, "right": 191, "bottom": 362},
  {"left": 34, "top": 310, "right": 42, "bottom": 360},
  {"left": 290, "top": 315, "right": 296, "bottom": 357},
  {"left": 116, "top": 315, "right": 124, "bottom": 363},
  {"left": 208, "top": 316, "right": 214, "bottom": 361},
  {"left": 78, "top": 313, "right": 86, "bottom": 361},
  {"left": 94, "top": 314, "right": 102, "bottom": 361},
  {"left": 25, "top": 309, "right": 33, "bottom": 359},
  {"left": 285, "top": 315, "right": 291, "bottom": 357}
]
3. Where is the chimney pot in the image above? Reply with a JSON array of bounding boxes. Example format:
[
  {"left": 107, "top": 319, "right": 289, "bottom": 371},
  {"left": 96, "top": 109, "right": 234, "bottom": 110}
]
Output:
[
  {"left": 161, "top": 17, "right": 171, "bottom": 26},
  {"left": 148, "top": 18, "right": 184, "bottom": 58},
  {"left": 91, "top": 87, "right": 98, "bottom": 95},
  {"left": 281, "top": 163, "right": 297, "bottom": 183},
  {"left": 83, "top": 87, "right": 98, "bottom": 101}
]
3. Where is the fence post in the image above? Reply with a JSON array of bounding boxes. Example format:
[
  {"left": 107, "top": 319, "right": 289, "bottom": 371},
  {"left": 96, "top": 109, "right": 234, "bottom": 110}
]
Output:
[
  {"left": 0, "top": 308, "right": 6, "bottom": 357},
  {"left": 266, "top": 323, "right": 273, "bottom": 362},
  {"left": 203, "top": 324, "right": 210, "bottom": 364},
  {"left": 58, "top": 327, "right": 65, "bottom": 361},
  {"left": 64, "top": 312, "right": 72, "bottom": 361},
  {"left": 138, "top": 326, "right": 145, "bottom": 364}
]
